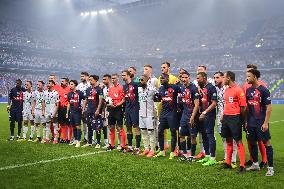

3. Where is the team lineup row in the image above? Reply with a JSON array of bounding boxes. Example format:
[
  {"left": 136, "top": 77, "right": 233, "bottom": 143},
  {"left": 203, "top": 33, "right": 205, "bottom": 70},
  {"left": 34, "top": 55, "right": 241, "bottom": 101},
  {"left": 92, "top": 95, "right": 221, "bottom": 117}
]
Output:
[{"left": 7, "top": 62, "right": 274, "bottom": 176}]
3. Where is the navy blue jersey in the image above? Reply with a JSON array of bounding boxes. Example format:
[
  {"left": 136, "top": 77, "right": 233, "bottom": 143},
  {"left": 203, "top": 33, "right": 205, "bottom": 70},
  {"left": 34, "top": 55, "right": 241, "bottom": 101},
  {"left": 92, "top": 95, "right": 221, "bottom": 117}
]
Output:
[
  {"left": 181, "top": 83, "right": 200, "bottom": 115},
  {"left": 246, "top": 85, "right": 271, "bottom": 127},
  {"left": 85, "top": 86, "right": 103, "bottom": 114},
  {"left": 68, "top": 90, "right": 85, "bottom": 113},
  {"left": 159, "top": 84, "right": 181, "bottom": 117},
  {"left": 123, "top": 82, "right": 139, "bottom": 110},
  {"left": 199, "top": 83, "right": 217, "bottom": 118},
  {"left": 9, "top": 87, "right": 25, "bottom": 111}
]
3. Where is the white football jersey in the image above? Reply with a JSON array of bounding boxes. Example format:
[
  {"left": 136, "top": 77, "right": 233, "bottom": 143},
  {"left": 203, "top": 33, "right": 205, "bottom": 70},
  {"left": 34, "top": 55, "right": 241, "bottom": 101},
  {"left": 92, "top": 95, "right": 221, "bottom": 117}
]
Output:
[
  {"left": 33, "top": 90, "right": 45, "bottom": 110},
  {"left": 23, "top": 90, "right": 33, "bottom": 112},
  {"left": 215, "top": 85, "right": 226, "bottom": 116},
  {"left": 138, "top": 86, "right": 158, "bottom": 117},
  {"left": 44, "top": 90, "right": 59, "bottom": 112},
  {"left": 77, "top": 82, "right": 90, "bottom": 96},
  {"left": 147, "top": 76, "right": 158, "bottom": 89},
  {"left": 103, "top": 86, "right": 110, "bottom": 99}
]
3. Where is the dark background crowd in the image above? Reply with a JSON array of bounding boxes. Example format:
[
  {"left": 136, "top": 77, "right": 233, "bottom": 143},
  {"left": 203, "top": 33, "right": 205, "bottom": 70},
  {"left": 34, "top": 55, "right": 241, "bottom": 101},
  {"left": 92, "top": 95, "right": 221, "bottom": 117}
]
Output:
[{"left": 0, "top": 0, "right": 283, "bottom": 99}]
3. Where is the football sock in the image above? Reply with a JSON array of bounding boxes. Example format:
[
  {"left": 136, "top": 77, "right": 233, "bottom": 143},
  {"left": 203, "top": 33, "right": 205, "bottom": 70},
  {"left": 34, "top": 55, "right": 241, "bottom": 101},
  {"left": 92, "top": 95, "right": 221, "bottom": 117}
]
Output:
[
  {"left": 10, "top": 121, "right": 15, "bottom": 137},
  {"left": 141, "top": 129, "right": 149, "bottom": 150},
  {"left": 232, "top": 140, "right": 238, "bottom": 163},
  {"left": 258, "top": 140, "right": 267, "bottom": 163},
  {"left": 17, "top": 121, "right": 22, "bottom": 137},
  {"left": 191, "top": 143, "right": 197, "bottom": 156},
  {"left": 109, "top": 128, "right": 115, "bottom": 147},
  {"left": 23, "top": 125, "right": 28, "bottom": 139},
  {"left": 119, "top": 129, "right": 126, "bottom": 148},
  {"left": 67, "top": 126, "right": 73, "bottom": 141},
  {"left": 226, "top": 140, "right": 233, "bottom": 165},
  {"left": 135, "top": 134, "right": 141, "bottom": 149},
  {"left": 96, "top": 130, "right": 101, "bottom": 145},
  {"left": 266, "top": 145, "right": 273, "bottom": 167},
  {"left": 170, "top": 129, "right": 177, "bottom": 153},
  {"left": 148, "top": 129, "right": 155, "bottom": 152},
  {"left": 237, "top": 142, "right": 246, "bottom": 167},
  {"left": 127, "top": 133, "right": 133, "bottom": 147},
  {"left": 207, "top": 133, "right": 216, "bottom": 158},
  {"left": 30, "top": 125, "right": 35, "bottom": 138},
  {"left": 250, "top": 141, "right": 258, "bottom": 163}
]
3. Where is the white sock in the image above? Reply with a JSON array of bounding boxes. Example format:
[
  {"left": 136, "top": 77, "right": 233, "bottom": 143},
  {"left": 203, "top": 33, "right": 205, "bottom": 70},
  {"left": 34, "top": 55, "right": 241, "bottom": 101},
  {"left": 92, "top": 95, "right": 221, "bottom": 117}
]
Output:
[
  {"left": 141, "top": 129, "right": 149, "bottom": 149},
  {"left": 42, "top": 126, "right": 46, "bottom": 140},
  {"left": 23, "top": 125, "right": 28, "bottom": 139},
  {"left": 232, "top": 140, "right": 238, "bottom": 163},
  {"left": 93, "top": 130, "right": 96, "bottom": 141},
  {"left": 104, "top": 139, "right": 108, "bottom": 145},
  {"left": 36, "top": 125, "right": 41, "bottom": 137},
  {"left": 53, "top": 123, "right": 58, "bottom": 140},
  {"left": 30, "top": 125, "right": 35, "bottom": 138},
  {"left": 149, "top": 130, "right": 156, "bottom": 152},
  {"left": 199, "top": 133, "right": 205, "bottom": 153},
  {"left": 210, "top": 157, "right": 216, "bottom": 160},
  {"left": 46, "top": 123, "right": 50, "bottom": 140}
]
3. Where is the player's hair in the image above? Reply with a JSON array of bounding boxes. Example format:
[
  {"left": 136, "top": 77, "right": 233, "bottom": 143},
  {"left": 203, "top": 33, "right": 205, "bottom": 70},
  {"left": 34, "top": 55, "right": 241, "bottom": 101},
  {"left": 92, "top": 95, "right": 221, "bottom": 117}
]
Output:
[
  {"left": 143, "top": 64, "right": 152, "bottom": 68},
  {"left": 49, "top": 74, "right": 56, "bottom": 77},
  {"left": 26, "top": 80, "right": 32, "bottom": 86},
  {"left": 89, "top": 75, "right": 99, "bottom": 81},
  {"left": 81, "top": 72, "right": 89, "bottom": 76},
  {"left": 103, "top": 74, "right": 111, "bottom": 79},
  {"left": 128, "top": 66, "right": 136, "bottom": 71},
  {"left": 198, "top": 65, "right": 207, "bottom": 70},
  {"left": 247, "top": 64, "right": 258, "bottom": 69},
  {"left": 111, "top": 73, "right": 119, "bottom": 78},
  {"left": 180, "top": 71, "right": 190, "bottom": 76},
  {"left": 247, "top": 69, "right": 261, "bottom": 79},
  {"left": 61, "top": 77, "right": 69, "bottom": 82},
  {"left": 226, "top": 71, "right": 236, "bottom": 82},
  {"left": 69, "top": 80, "right": 78, "bottom": 86},
  {"left": 179, "top": 68, "right": 187, "bottom": 73},
  {"left": 214, "top": 71, "right": 224, "bottom": 76},
  {"left": 161, "top": 61, "right": 171, "bottom": 68},
  {"left": 38, "top": 80, "right": 45, "bottom": 85},
  {"left": 122, "top": 70, "right": 131, "bottom": 76},
  {"left": 197, "top": 72, "right": 207, "bottom": 79},
  {"left": 16, "top": 79, "right": 22, "bottom": 83},
  {"left": 48, "top": 80, "right": 55, "bottom": 85},
  {"left": 141, "top": 74, "right": 149, "bottom": 80}
]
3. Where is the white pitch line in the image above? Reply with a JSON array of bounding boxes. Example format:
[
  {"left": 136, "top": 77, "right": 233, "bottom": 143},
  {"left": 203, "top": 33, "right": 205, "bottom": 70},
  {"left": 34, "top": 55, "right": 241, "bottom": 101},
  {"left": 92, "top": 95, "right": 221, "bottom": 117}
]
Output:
[
  {"left": 0, "top": 150, "right": 108, "bottom": 171},
  {"left": 270, "top": 120, "right": 284, "bottom": 124}
]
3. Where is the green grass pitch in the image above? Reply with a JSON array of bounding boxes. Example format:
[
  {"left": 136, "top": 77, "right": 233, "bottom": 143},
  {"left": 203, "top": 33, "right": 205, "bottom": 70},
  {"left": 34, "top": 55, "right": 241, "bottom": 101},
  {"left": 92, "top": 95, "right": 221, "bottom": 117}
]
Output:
[{"left": 0, "top": 103, "right": 283, "bottom": 188}]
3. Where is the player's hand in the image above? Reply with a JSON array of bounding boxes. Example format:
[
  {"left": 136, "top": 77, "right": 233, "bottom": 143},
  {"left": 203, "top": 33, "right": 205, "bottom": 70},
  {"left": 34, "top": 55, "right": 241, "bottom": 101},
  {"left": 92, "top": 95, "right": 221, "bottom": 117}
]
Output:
[
  {"left": 6, "top": 105, "right": 10, "bottom": 113},
  {"left": 32, "top": 110, "right": 35, "bottom": 117},
  {"left": 189, "top": 116, "right": 195, "bottom": 127},
  {"left": 66, "top": 113, "right": 68, "bottom": 119},
  {"left": 199, "top": 113, "right": 205, "bottom": 121},
  {"left": 261, "top": 123, "right": 269, "bottom": 132},
  {"left": 220, "top": 114, "right": 224, "bottom": 123},
  {"left": 42, "top": 111, "right": 45, "bottom": 117},
  {"left": 95, "top": 110, "right": 99, "bottom": 116}
]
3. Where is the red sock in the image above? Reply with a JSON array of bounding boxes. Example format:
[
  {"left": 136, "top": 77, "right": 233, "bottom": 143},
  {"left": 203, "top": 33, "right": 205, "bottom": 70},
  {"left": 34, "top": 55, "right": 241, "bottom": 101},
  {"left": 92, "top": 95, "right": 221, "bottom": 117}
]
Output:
[
  {"left": 237, "top": 142, "right": 246, "bottom": 167},
  {"left": 50, "top": 122, "right": 55, "bottom": 138},
  {"left": 61, "top": 126, "right": 67, "bottom": 140},
  {"left": 67, "top": 126, "right": 73, "bottom": 141},
  {"left": 258, "top": 140, "right": 267, "bottom": 163},
  {"left": 226, "top": 140, "right": 233, "bottom": 165},
  {"left": 247, "top": 140, "right": 253, "bottom": 161},
  {"left": 120, "top": 128, "right": 126, "bottom": 148},
  {"left": 109, "top": 128, "right": 115, "bottom": 147}
]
